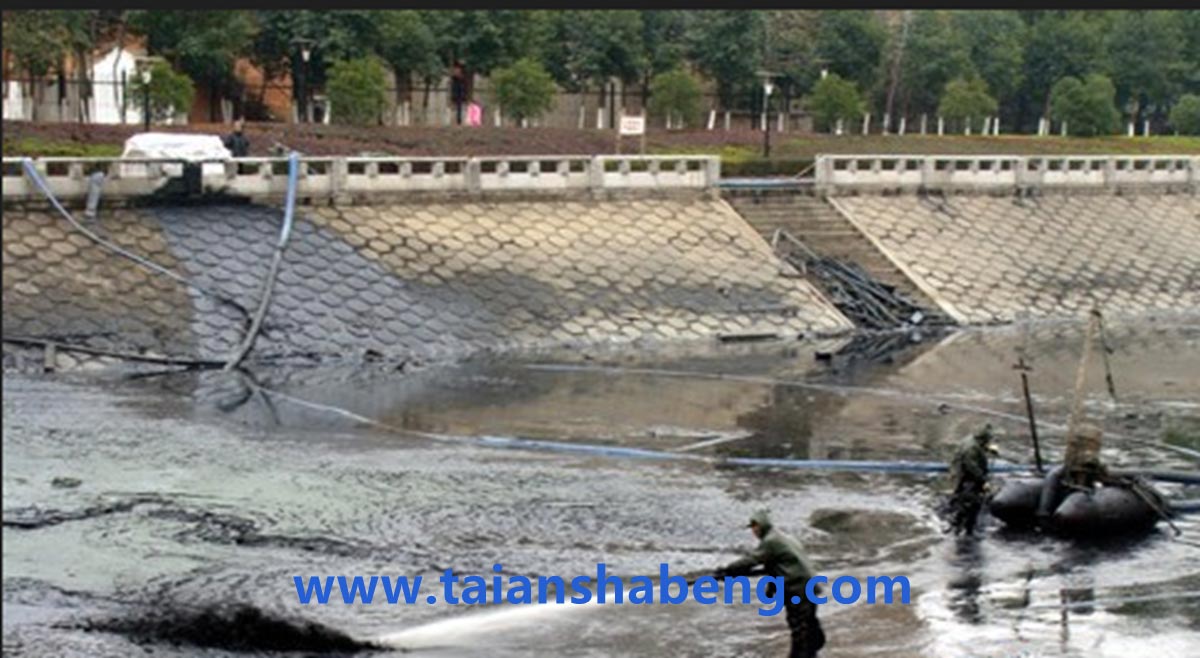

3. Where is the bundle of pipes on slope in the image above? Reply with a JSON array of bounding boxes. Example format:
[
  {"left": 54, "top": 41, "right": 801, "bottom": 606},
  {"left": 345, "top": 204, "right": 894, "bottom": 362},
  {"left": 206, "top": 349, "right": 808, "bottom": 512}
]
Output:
[{"left": 771, "top": 228, "right": 932, "bottom": 330}]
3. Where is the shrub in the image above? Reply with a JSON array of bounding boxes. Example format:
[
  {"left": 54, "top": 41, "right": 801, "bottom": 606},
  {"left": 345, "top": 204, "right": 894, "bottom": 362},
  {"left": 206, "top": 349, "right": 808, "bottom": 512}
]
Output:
[
  {"left": 129, "top": 62, "right": 194, "bottom": 123},
  {"left": 648, "top": 68, "right": 703, "bottom": 129},
  {"left": 326, "top": 57, "right": 390, "bottom": 126},
  {"left": 1050, "top": 74, "right": 1120, "bottom": 136},
  {"left": 938, "top": 77, "right": 998, "bottom": 131},
  {"left": 1169, "top": 94, "right": 1200, "bottom": 135},
  {"left": 491, "top": 58, "right": 557, "bottom": 125},
  {"left": 807, "top": 74, "right": 863, "bottom": 133}
]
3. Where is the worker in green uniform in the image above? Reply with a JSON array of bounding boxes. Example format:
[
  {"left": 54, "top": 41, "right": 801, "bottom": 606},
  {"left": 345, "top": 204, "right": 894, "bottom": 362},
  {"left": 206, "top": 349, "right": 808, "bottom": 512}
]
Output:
[
  {"left": 947, "top": 424, "right": 1000, "bottom": 535},
  {"left": 715, "top": 509, "right": 826, "bottom": 658}
]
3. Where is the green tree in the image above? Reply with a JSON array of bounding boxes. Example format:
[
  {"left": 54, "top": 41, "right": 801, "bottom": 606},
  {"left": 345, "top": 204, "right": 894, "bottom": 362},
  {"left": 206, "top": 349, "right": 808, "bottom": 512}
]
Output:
[
  {"left": 685, "top": 11, "right": 764, "bottom": 108},
  {"left": 325, "top": 57, "right": 389, "bottom": 125},
  {"left": 491, "top": 57, "right": 557, "bottom": 124},
  {"left": 374, "top": 11, "right": 441, "bottom": 105},
  {"left": 648, "top": 67, "right": 702, "bottom": 128},
  {"left": 938, "top": 77, "right": 998, "bottom": 131},
  {"left": 900, "top": 11, "right": 974, "bottom": 115},
  {"left": 1024, "top": 12, "right": 1106, "bottom": 120},
  {"left": 2, "top": 11, "right": 75, "bottom": 120},
  {"left": 1180, "top": 11, "right": 1200, "bottom": 95},
  {"left": 761, "top": 10, "right": 820, "bottom": 99},
  {"left": 808, "top": 73, "right": 863, "bottom": 132},
  {"left": 429, "top": 11, "right": 550, "bottom": 81},
  {"left": 1050, "top": 73, "right": 1119, "bottom": 136},
  {"left": 953, "top": 11, "right": 1026, "bottom": 111},
  {"left": 813, "top": 11, "right": 887, "bottom": 96},
  {"left": 546, "top": 11, "right": 644, "bottom": 92},
  {"left": 130, "top": 61, "right": 195, "bottom": 122},
  {"left": 250, "top": 11, "right": 382, "bottom": 112},
  {"left": 640, "top": 11, "right": 689, "bottom": 80},
  {"left": 130, "top": 11, "right": 257, "bottom": 121},
  {"left": 1169, "top": 94, "right": 1200, "bottom": 135},
  {"left": 1104, "top": 10, "right": 1188, "bottom": 125}
]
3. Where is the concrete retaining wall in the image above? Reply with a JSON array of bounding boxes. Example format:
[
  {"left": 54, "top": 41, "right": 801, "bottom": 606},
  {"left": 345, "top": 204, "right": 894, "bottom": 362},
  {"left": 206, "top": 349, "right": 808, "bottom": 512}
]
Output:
[
  {"left": 2, "top": 195, "right": 851, "bottom": 368},
  {"left": 829, "top": 193, "right": 1200, "bottom": 324}
]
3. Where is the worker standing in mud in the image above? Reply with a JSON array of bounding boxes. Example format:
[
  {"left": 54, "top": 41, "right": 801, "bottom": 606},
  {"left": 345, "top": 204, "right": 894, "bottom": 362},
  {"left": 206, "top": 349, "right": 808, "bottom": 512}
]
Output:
[
  {"left": 715, "top": 509, "right": 826, "bottom": 658},
  {"left": 947, "top": 425, "right": 999, "bottom": 535}
]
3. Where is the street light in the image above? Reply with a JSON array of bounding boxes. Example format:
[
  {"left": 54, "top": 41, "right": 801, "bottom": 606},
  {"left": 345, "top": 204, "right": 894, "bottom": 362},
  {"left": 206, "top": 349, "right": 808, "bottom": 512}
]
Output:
[
  {"left": 292, "top": 38, "right": 315, "bottom": 123},
  {"left": 134, "top": 55, "right": 165, "bottom": 132},
  {"left": 758, "top": 70, "right": 777, "bottom": 159}
]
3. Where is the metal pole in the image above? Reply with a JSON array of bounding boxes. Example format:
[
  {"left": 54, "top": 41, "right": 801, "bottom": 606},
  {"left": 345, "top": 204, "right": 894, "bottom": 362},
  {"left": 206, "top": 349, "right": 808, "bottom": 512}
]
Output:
[
  {"left": 298, "top": 59, "right": 306, "bottom": 124},
  {"left": 1014, "top": 356, "right": 1044, "bottom": 473},
  {"left": 763, "top": 88, "right": 771, "bottom": 159},
  {"left": 608, "top": 81, "right": 616, "bottom": 130},
  {"left": 143, "top": 82, "right": 150, "bottom": 132}
]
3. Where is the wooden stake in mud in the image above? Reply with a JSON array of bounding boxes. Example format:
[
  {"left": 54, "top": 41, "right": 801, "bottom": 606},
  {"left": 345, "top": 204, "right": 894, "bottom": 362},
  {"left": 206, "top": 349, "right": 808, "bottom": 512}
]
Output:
[
  {"left": 1014, "top": 356, "right": 1044, "bottom": 473},
  {"left": 1095, "top": 310, "right": 1118, "bottom": 402},
  {"left": 1064, "top": 309, "right": 1100, "bottom": 468}
]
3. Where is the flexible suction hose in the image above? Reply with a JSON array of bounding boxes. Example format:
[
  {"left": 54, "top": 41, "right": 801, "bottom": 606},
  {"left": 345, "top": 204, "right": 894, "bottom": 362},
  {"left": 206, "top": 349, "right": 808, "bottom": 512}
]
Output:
[{"left": 223, "top": 152, "right": 301, "bottom": 370}]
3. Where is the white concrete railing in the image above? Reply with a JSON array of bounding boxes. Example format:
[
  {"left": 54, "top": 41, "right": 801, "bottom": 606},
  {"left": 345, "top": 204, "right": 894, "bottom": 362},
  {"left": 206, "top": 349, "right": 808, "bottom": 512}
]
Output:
[
  {"left": 1, "top": 155, "right": 721, "bottom": 201},
  {"left": 814, "top": 155, "right": 1200, "bottom": 193}
]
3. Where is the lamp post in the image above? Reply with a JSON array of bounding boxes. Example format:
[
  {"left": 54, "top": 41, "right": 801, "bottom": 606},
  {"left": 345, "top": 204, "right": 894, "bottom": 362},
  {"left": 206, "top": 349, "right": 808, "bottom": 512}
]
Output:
[
  {"left": 133, "top": 56, "right": 165, "bottom": 132},
  {"left": 292, "top": 38, "right": 314, "bottom": 123},
  {"left": 140, "top": 67, "right": 152, "bottom": 132},
  {"left": 758, "top": 70, "right": 776, "bottom": 159}
]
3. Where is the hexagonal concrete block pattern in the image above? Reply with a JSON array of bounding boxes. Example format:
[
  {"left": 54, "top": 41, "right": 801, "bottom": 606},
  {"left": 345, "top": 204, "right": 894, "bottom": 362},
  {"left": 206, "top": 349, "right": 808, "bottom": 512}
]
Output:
[
  {"left": 833, "top": 193, "right": 1200, "bottom": 324},
  {"left": 3, "top": 195, "right": 850, "bottom": 367}
]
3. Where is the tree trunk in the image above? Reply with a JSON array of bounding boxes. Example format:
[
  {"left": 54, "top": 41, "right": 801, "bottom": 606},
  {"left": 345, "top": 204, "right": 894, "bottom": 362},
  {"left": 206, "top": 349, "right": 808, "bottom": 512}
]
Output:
[
  {"left": 77, "top": 48, "right": 92, "bottom": 123},
  {"left": 112, "top": 15, "right": 126, "bottom": 120},
  {"left": 884, "top": 10, "right": 911, "bottom": 125}
]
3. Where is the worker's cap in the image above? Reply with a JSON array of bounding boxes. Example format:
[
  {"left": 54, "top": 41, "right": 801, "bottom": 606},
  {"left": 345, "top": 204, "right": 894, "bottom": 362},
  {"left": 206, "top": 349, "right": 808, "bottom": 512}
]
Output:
[
  {"left": 747, "top": 508, "right": 771, "bottom": 528},
  {"left": 973, "top": 424, "right": 995, "bottom": 442}
]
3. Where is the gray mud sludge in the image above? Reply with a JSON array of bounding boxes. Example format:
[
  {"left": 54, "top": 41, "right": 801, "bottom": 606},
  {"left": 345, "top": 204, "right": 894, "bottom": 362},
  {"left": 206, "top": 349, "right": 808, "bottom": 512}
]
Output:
[{"left": 4, "top": 319, "right": 1200, "bottom": 657}]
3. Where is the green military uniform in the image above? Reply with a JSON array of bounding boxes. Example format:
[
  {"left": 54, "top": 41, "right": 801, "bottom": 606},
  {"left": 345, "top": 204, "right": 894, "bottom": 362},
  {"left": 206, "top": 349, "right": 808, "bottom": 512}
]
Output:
[
  {"left": 716, "top": 509, "right": 825, "bottom": 658},
  {"left": 948, "top": 426, "right": 995, "bottom": 535}
]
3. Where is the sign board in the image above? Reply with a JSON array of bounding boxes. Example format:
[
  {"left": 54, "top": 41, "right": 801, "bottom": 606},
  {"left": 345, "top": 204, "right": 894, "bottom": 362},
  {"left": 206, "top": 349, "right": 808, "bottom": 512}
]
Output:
[{"left": 619, "top": 114, "right": 645, "bottom": 136}]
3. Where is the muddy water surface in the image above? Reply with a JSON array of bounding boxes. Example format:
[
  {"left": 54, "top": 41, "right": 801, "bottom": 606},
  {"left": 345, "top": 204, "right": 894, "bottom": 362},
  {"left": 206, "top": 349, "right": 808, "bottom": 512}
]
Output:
[{"left": 4, "top": 318, "right": 1199, "bottom": 657}]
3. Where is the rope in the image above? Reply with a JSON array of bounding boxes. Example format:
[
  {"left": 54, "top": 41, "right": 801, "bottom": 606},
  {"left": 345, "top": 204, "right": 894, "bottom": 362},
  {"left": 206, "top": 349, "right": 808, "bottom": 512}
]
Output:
[
  {"left": 222, "top": 152, "right": 301, "bottom": 370},
  {"left": 19, "top": 158, "right": 251, "bottom": 323}
]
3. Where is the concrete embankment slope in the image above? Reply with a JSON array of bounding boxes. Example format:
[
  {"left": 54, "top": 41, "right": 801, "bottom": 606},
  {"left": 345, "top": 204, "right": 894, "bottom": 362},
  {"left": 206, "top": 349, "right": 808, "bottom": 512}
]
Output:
[
  {"left": 830, "top": 193, "right": 1200, "bottom": 324},
  {"left": 2, "top": 196, "right": 852, "bottom": 368}
]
